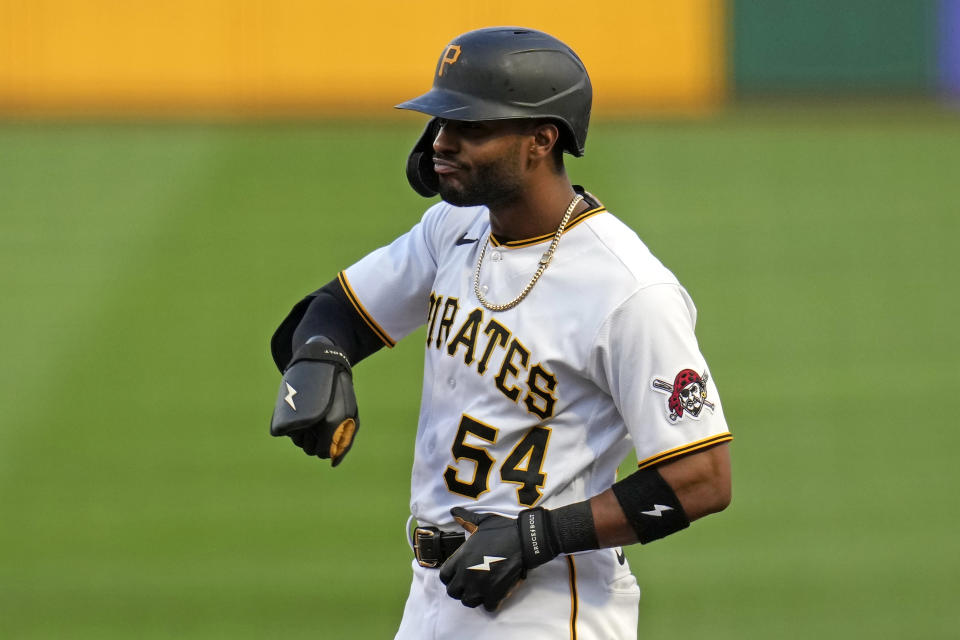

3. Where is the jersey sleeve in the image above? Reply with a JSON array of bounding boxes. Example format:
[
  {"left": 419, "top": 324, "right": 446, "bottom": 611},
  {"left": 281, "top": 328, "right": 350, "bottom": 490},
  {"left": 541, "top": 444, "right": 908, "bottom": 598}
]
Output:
[
  {"left": 339, "top": 203, "right": 451, "bottom": 346},
  {"left": 593, "top": 283, "right": 732, "bottom": 469}
]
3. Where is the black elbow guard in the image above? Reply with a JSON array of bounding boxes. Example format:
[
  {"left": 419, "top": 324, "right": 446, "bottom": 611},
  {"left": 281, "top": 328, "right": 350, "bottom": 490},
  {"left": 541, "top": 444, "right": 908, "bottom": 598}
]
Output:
[
  {"left": 611, "top": 468, "right": 689, "bottom": 544},
  {"left": 270, "top": 276, "right": 385, "bottom": 372}
]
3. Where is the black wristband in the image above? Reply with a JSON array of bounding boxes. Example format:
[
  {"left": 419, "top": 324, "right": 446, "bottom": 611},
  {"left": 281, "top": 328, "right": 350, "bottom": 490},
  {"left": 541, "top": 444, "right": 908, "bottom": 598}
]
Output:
[
  {"left": 611, "top": 468, "right": 689, "bottom": 544},
  {"left": 548, "top": 501, "right": 599, "bottom": 554},
  {"left": 517, "top": 502, "right": 599, "bottom": 570}
]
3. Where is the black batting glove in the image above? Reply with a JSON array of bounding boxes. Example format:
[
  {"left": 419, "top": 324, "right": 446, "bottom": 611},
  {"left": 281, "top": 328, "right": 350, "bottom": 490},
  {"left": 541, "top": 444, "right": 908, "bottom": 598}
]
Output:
[
  {"left": 269, "top": 337, "right": 359, "bottom": 466},
  {"left": 439, "top": 506, "right": 562, "bottom": 611}
]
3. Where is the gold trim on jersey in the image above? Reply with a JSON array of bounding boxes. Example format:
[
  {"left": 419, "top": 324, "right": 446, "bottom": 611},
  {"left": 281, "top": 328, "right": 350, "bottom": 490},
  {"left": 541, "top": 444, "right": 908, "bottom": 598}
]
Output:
[
  {"left": 636, "top": 432, "right": 733, "bottom": 470},
  {"left": 567, "top": 555, "right": 579, "bottom": 640},
  {"left": 488, "top": 206, "right": 607, "bottom": 248},
  {"left": 337, "top": 271, "right": 396, "bottom": 348}
]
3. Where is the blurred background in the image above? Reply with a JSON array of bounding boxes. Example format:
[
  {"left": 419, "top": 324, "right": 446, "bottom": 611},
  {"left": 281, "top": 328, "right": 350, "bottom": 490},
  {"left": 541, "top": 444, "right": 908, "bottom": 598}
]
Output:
[{"left": 1, "top": 1, "right": 958, "bottom": 638}]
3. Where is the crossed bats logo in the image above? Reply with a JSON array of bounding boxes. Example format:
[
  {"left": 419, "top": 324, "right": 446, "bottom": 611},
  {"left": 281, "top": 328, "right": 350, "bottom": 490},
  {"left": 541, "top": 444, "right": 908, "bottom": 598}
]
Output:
[{"left": 651, "top": 369, "right": 715, "bottom": 422}]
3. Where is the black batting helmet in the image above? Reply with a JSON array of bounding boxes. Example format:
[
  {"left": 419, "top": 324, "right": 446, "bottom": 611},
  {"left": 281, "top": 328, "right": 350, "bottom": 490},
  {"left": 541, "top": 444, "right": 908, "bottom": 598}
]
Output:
[{"left": 396, "top": 27, "right": 592, "bottom": 197}]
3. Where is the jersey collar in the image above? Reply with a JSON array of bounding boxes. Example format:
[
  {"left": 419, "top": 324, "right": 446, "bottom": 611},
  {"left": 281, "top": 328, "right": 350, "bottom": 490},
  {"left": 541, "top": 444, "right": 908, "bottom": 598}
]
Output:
[{"left": 489, "top": 187, "right": 606, "bottom": 248}]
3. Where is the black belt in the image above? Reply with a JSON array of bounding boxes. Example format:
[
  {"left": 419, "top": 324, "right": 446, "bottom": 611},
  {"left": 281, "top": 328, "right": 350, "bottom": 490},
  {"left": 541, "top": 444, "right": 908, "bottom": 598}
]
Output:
[{"left": 413, "top": 526, "right": 466, "bottom": 568}]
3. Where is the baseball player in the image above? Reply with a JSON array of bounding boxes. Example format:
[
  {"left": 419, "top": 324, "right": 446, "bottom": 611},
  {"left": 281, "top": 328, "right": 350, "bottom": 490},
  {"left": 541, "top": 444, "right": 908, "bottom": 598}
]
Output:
[{"left": 269, "top": 27, "right": 732, "bottom": 640}]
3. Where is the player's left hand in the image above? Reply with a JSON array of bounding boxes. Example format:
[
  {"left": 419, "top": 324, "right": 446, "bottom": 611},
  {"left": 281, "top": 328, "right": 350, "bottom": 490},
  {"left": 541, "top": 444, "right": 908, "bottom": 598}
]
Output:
[
  {"left": 439, "top": 506, "right": 561, "bottom": 611},
  {"left": 269, "top": 337, "right": 359, "bottom": 466}
]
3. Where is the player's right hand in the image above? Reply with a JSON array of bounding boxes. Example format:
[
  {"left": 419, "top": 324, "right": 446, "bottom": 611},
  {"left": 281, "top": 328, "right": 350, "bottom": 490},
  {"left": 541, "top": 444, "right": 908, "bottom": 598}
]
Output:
[
  {"left": 439, "top": 508, "right": 527, "bottom": 611},
  {"left": 269, "top": 337, "right": 359, "bottom": 467},
  {"left": 439, "top": 506, "right": 562, "bottom": 611}
]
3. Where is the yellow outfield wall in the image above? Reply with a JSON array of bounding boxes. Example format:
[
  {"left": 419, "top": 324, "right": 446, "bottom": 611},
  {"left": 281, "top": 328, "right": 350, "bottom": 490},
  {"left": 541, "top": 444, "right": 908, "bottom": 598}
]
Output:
[{"left": 0, "top": 0, "right": 726, "bottom": 117}]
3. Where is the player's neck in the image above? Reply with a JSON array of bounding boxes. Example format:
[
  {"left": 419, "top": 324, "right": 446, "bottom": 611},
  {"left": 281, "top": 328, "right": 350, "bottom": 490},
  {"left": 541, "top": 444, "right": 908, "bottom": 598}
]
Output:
[{"left": 487, "top": 178, "right": 584, "bottom": 243}]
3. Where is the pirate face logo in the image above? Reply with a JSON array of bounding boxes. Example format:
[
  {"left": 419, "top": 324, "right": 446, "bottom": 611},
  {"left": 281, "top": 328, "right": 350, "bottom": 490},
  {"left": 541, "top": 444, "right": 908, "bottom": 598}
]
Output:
[
  {"left": 652, "top": 369, "right": 715, "bottom": 422},
  {"left": 678, "top": 379, "right": 706, "bottom": 414}
]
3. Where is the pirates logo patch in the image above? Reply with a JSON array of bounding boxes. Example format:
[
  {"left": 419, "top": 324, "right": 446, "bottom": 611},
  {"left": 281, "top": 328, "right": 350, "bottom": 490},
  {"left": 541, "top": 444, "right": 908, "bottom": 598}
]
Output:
[{"left": 652, "top": 369, "right": 715, "bottom": 422}]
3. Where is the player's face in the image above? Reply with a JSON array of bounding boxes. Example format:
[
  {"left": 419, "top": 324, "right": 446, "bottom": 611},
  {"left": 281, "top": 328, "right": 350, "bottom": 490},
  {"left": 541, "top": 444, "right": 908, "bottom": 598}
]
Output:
[{"left": 432, "top": 119, "right": 531, "bottom": 208}]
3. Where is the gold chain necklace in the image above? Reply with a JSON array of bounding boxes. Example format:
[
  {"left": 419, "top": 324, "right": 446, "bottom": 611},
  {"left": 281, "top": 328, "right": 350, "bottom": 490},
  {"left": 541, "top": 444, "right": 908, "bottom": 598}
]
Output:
[{"left": 474, "top": 194, "right": 584, "bottom": 312}]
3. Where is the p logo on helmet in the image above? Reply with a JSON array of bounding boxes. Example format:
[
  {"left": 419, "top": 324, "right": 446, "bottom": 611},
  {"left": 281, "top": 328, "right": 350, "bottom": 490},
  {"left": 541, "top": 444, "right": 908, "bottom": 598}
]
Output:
[
  {"left": 396, "top": 27, "right": 594, "bottom": 197},
  {"left": 439, "top": 45, "right": 461, "bottom": 77}
]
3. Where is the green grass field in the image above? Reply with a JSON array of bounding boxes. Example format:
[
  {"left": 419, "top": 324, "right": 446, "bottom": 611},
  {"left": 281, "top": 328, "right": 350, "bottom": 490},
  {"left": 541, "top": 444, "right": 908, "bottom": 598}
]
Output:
[{"left": 2, "top": 104, "right": 958, "bottom": 638}]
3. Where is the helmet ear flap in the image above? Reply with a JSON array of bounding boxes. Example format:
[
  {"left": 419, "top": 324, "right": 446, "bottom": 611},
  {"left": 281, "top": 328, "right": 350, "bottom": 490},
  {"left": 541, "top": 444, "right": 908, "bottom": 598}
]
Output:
[{"left": 406, "top": 117, "right": 441, "bottom": 197}]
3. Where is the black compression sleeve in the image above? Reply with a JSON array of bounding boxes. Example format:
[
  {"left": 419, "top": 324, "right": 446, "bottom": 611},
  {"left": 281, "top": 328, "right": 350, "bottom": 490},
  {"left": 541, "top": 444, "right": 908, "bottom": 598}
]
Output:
[{"left": 270, "top": 278, "right": 384, "bottom": 371}]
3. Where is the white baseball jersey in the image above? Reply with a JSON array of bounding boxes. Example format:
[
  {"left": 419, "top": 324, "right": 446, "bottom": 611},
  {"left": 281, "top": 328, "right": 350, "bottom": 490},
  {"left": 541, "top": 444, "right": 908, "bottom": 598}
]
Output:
[{"left": 340, "top": 194, "right": 732, "bottom": 529}]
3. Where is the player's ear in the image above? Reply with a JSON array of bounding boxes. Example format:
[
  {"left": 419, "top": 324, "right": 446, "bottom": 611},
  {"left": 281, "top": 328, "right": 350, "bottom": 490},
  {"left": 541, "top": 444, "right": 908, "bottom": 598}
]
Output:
[
  {"left": 530, "top": 122, "right": 560, "bottom": 157},
  {"left": 527, "top": 121, "right": 561, "bottom": 172}
]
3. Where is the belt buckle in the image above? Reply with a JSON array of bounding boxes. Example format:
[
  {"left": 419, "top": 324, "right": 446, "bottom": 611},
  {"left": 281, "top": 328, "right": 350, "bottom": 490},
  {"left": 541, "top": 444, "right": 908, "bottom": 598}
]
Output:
[{"left": 414, "top": 526, "right": 441, "bottom": 568}]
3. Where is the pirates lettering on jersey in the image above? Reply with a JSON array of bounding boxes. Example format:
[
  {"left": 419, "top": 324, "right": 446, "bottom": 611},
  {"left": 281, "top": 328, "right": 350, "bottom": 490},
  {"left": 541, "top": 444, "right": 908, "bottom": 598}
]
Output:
[
  {"left": 434, "top": 296, "right": 460, "bottom": 348},
  {"left": 446, "top": 308, "right": 483, "bottom": 365},
  {"left": 426, "top": 292, "right": 559, "bottom": 419}
]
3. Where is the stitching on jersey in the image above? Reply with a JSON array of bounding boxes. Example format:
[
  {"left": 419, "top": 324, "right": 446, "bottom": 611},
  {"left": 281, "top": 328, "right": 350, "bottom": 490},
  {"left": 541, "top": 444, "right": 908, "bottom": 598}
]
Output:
[{"left": 586, "top": 282, "right": 687, "bottom": 386}]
